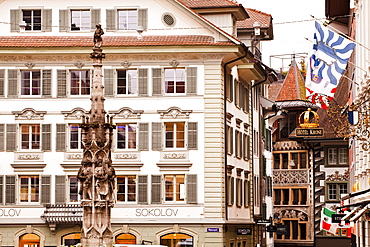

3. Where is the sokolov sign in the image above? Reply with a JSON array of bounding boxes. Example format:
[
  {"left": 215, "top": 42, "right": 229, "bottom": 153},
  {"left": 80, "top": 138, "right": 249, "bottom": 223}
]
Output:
[
  {"left": 112, "top": 206, "right": 204, "bottom": 218},
  {"left": 0, "top": 208, "right": 45, "bottom": 224}
]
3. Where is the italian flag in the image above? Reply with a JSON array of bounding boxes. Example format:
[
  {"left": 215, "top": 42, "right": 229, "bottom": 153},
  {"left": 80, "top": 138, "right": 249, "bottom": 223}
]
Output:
[{"left": 321, "top": 207, "right": 336, "bottom": 233}]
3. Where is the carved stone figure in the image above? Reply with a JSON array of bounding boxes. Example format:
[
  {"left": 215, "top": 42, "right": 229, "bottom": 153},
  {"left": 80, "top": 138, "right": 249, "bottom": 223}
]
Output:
[{"left": 93, "top": 24, "right": 104, "bottom": 48}]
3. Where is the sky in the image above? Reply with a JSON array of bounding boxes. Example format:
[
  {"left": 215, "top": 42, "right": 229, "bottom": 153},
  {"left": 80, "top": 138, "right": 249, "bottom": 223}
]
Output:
[{"left": 238, "top": 0, "right": 326, "bottom": 71}]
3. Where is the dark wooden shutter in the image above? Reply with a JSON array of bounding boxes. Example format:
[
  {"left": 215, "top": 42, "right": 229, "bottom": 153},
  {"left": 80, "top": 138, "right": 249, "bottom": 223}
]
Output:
[
  {"left": 0, "top": 124, "right": 4, "bottom": 151},
  {"left": 231, "top": 177, "right": 235, "bottom": 205},
  {"left": 104, "top": 69, "right": 114, "bottom": 96},
  {"left": 106, "top": 9, "right": 116, "bottom": 31},
  {"left": 244, "top": 180, "right": 250, "bottom": 207},
  {"left": 42, "top": 70, "right": 52, "bottom": 97},
  {"left": 186, "top": 174, "right": 197, "bottom": 204},
  {"left": 152, "top": 68, "right": 162, "bottom": 96},
  {"left": 138, "top": 123, "right": 149, "bottom": 151},
  {"left": 138, "top": 9, "right": 148, "bottom": 30},
  {"left": 55, "top": 175, "right": 66, "bottom": 203},
  {"left": 138, "top": 68, "right": 148, "bottom": 96},
  {"left": 5, "top": 175, "right": 15, "bottom": 204},
  {"left": 91, "top": 9, "right": 101, "bottom": 30},
  {"left": 0, "top": 69, "right": 5, "bottom": 96},
  {"left": 186, "top": 67, "right": 197, "bottom": 95},
  {"left": 42, "top": 9, "right": 52, "bottom": 32},
  {"left": 41, "top": 175, "right": 51, "bottom": 204},
  {"left": 8, "top": 69, "right": 18, "bottom": 97},
  {"left": 0, "top": 176, "right": 3, "bottom": 204},
  {"left": 6, "top": 124, "right": 16, "bottom": 152},
  {"left": 41, "top": 124, "right": 51, "bottom": 151},
  {"left": 137, "top": 175, "right": 148, "bottom": 204},
  {"left": 56, "top": 124, "right": 66, "bottom": 152},
  {"left": 57, "top": 70, "right": 67, "bottom": 97},
  {"left": 187, "top": 122, "right": 197, "bottom": 150},
  {"left": 59, "top": 10, "right": 69, "bottom": 32},
  {"left": 152, "top": 122, "right": 162, "bottom": 150},
  {"left": 10, "top": 9, "right": 20, "bottom": 32},
  {"left": 151, "top": 175, "right": 162, "bottom": 204}
]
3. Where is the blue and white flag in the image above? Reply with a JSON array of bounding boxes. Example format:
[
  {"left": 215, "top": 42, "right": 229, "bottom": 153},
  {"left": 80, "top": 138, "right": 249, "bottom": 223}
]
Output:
[{"left": 306, "top": 21, "right": 356, "bottom": 109}]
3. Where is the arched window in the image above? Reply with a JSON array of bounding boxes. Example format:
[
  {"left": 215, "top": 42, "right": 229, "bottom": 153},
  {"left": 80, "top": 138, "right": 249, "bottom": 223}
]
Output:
[
  {"left": 61, "top": 232, "right": 81, "bottom": 246},
  {"left": 115, "top": 233, "right": 136, "bottom": 244},
  {"left": 19, "top": 233, "right": 40, "bottom": 247},
  {"left": 160, "top": 233, "right": 193, "bottom": 247}
]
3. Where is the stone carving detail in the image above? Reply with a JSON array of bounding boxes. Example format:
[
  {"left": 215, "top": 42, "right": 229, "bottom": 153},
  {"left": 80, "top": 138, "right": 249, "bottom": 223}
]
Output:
[
  {"left": 326, "top": 170, "right": 350, "bottom": 181},
  {"left": 273, "top": 170, "right": 308, "bottom": 184},
  {"left": 163, "top": 153, "right": 186, "bottom": 159},
  {"left": 17, "top": 153, "right": 41, "bottom": 160},
  {"left": 273, "top": 140, "right": 309, "bottom": 151},
  {"left": 109, "top": 107, "right": 143, "bottom": 119},
  {"left": 169, "top": 60, "right": 180, "bottom": 67},
  {"left": 61, "top": 107, "right": 89, "bottom": 120},
  {"left": 158, "top": 107, "right": 192, "bottom": 119},
  {"left": 25, "top": 62, "right": 35, "bottom": 69},
  {"left": 74, "top": 62, "right": 85, "bottom": 68},
  {"left": 67, "top": 153, "right": 83, "bottom": 159},
  {"left": 115, "top": 153, "right": 137, "bottom": 159},
  {"left": 12, "top": 108, "right": 46, "bottom": 120},
  {"left": 274, "top": 210, "right": 308, "bottom": 221},
  {"left": 121, "top": 61, "right": 131, "bottom": 68}
]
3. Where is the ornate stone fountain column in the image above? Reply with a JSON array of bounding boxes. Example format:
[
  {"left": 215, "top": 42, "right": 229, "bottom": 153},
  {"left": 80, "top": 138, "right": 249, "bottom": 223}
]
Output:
[{"left": 77, "top": 24, "right": 116, "bottom": 247}]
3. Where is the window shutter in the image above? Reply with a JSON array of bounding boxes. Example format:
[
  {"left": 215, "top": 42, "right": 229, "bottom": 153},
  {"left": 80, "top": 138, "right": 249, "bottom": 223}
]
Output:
[
  {"left": 91, "top": 9, "right": 101, "bottom": 31},
  {"left": 8, "top": 69, "right": 18, "bottom": 97},
  {"left": 104, "top": 69, "right": 114, "bottom": 96},
  {"left": 138, "top": 123, "right": 149, "bottom": 151},
  {"left": 42, "top": 69, "right": 52, "bottom": 97},
  {"left": 187, "top": 122, "right": 198, "bottom": 150},
  {"left": 152, "top": 122, "right": 162, "bottom": 151},
  {"left": 239, "top": 83, "right": 243, "bottom": 109},
  {"left": 56, "top": 124, "right": 66, "bottom": 152},
  {"left": 6, "top": 124, "right": 16, "bottom": 152},
  {"left": 41, "top": 175, "right": 51, "bottom": 204},
  {"left": 230, "top": 127, "right": 234, "bottom": 155},
  {"left": 137, "top": 175, "right": 148, "bottom": 204},
  {"left": 55, "top": 175, "right": 66, "bottom": 203},
  {"left": 186, "top": 67, "right": 197, "bottom": 95},
  {"left": 246, "top": 134, "right": 250, "bottom": 160},
  {"left": 244, "top": 180, "right": 250, "bottom": 207},
  {"left": 138, "top": 68, "right": 148, "bottom": 96},
  {"left": 5, "top": 175, "right": 15, "bottom": 204},
  {"left": 106, "top": 9, "right": 116, "bottom": 31},
  {"left": 151, "top": 175, "right": 162, "bottom": 204},
  {"left": 57, "top": 70, "right": 67, "bottom": 97},
  {"left": 42, "top": 9, "right": 52, "bottom": 32},
  {"left": 59, "top": 10, "right": 69, "bottom": 32},
  {"left": 186, "top": 174, "right": 197, "bottom": 204},
  {"left": 152, "top": 68, "right": 162, "bottom": 96},
  {"left": 231, "top": 177, "right": 235, "bottom": 205},
  {"left": 0, "top": 124, "right": 4, "bottom": 151},
  {"left": 41, "top": 124, "right": 51, "bottom": 151},
  {"left": 138, "top": 9, "right": 148, "bottom": 31},
  {"left": 0, "top": 176, "right": 2, "bottom": 204},
  {"left": 0, "top": 69, "right": 4, "bottom": 96},
  {"left": 10, "top": 9, "right": 20, "bottom": 32}
]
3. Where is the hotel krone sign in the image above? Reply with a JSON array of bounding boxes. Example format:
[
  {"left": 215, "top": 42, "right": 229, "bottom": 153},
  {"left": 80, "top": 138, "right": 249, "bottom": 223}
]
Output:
[{"left": 295, "top": 108, "right": 324, "bottom": 137}]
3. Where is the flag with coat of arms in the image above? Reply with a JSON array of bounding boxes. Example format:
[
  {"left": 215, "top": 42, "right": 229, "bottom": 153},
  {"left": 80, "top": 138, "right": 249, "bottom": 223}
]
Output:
[{"left": 306, "top": 21, "right": 356, "bottom": 109}]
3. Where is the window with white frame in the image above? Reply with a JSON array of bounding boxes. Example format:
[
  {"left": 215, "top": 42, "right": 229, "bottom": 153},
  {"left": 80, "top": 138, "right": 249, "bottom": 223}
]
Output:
[
  {"left": 118, "top": 9, "right": 138, "bottom": 30},
  {"left": 165, "top": 122, "right": 185, "bottom": 149},
  {"left": 21, "top": 124, "right": 40, "bottom": 150},
  {"left": 325, "top": 181, "right": 348, "bottom": 202},
  {"left": 22, "top": 10, "right": 41, "bottom": 31},
  {"left": 117, "top": 70, "right": 138, "bottom": 95},
  {"left": 70, "top": 70, "right": 90, "bottom": 95},
  {"left": 165, "top": 175, "right": 185, "bottom": 202},
  {"left": 69, "top": 176, "right": 80, "bottom": 202},
  {"left": 117, "top": 175, "right": 136, "bottom": 202},
  {"left": 326, "top": 146, "right": 348, "bottom": 166},
  {"left": 117, "top": 123, "right": 137, "bottom": 149},
  {"left": 69, "top": 124, "right": 82, "bottom": 150},
  {"left": 165, "top": 68, "right": 185, "bottom": 94},
  {"left": 10, "top": 9, "right": 52, "bottom": 32},
  {"left": 71, "top": 10, "right": 90, "bottom": 31},
  {"left": 106, "top": 8, "right": 147, "bottom": 31},
  {"left": 19, "top": 175, "right": 39, "bottom": 203},
  {"left": 21, "top": 70, "right": 41, "bottom": 96}
]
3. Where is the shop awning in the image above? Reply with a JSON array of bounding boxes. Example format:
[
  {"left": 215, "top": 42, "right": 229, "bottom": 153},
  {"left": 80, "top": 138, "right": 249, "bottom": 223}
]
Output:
[
  {"left": 349, "top": 205, "right": 369, "bottom": 222},
  {"left": 41, "top": 204, "right": 82, "bottom": 224},
  {"left": 341, "top": 206, "right": 361, "bottom": 223}
]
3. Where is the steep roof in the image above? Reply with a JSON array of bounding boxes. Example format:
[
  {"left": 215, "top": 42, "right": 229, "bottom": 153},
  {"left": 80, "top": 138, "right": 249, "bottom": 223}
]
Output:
[
  {"left": 0, "top": 35, "right": 235, "bottom": 48},
  {"left": 272, "top": 60, "right": 306, "bottom": 102},
  {"left": 237, "top": 8, "right": 272, "bottom": 29}
]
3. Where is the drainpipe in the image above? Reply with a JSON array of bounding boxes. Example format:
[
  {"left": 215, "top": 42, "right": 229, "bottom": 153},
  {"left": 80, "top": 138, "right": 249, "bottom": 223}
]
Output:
[{"left": 223, "top": 52, "right": 247, "bottom": 221}]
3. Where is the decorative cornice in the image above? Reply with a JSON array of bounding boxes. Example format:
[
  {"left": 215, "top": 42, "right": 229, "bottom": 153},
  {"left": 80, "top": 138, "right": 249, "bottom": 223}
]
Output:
[
  {"left": 109, "top": 107, "right": 143, "bottom": 119},
  {"left": 25, "top": 62, "right": 35, "bottom": 69},
  {"left": 158, "top": 107, "right": 192, "bottom": 119},
  {"left": 61, "top": 107, "right": 89, "bottom": 120},
  {"left": 169, "top": 60, "right": 180, "bottom": 68},
  {"left": 74, "top": 62, "right": 85, "bottom": 68},
  {"left": 12, "top": 108, "right": 46, "bottom": 120},
  {"left": 273, "top": 140, "right": 309, "bottom": 151},
  {"left": 121, "top": 61, "right": 131, "bottom": 68},
  {"left": 326, "top": 170, "right": 350, "bottom": 181}
]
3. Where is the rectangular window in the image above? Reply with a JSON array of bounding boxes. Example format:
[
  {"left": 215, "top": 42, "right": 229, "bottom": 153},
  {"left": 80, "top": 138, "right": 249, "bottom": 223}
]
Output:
[
  {"left": 22, "top": 10, "right": 41, "bottom": 31},
  {"left": 325, "top": 182, "right": 348, "bottom": 201},
  {"left": 21, "top": 124, "right": 40, "bottom": 150},
  {"left": 117, "top": 124, "right": 137, "bottom": 149},
  {"left": 326, "top": 146, "right": 348, "bottom": 166},
  {"left": 70, "top": 70, "right": 90, "bottom": 95},
  {"left": 165, "top": 175, "right": 185, "bottom": 202},
  {"left": 21, "top": 70, "right": 41, "bottom": 95},
  {"left": 165, "top": 122, "right": 185, "bottom": 149},
  {"left": 20, "top": 175, "right": 39, "bottom": 203},
  {"left": 276, "top": 220, "right": 307, "bottom": 240},
  {"left": 165, "top": 68, "right": 185, "bottom": 94},
  {"left": 117, "top": 70, "right": 138, "bottom": 94},
  {"left": 71, "top": 10, "right": 90, "bottom": 31},
  {"left": 118, "top": 9, "right": 138, "bottom": 30},
  {"left": 117, "top": 175, "right": 136, "bottom": 202},
  {"left": 69, "top": 176, "right": 80, "bottom": 202},
  {"left": 69, "top": 124, "right": 82, "bottom": 150},
  {"left": 274, "top": 187, "right": 308, "bottom": 205},
  {"left": 273, "top": 151, "right": 309, "bottom": 169}
]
